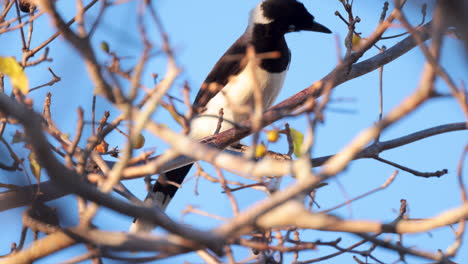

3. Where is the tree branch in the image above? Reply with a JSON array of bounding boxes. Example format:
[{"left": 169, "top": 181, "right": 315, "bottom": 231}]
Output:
[{"left": 0, "top": 94, "right": 224, "bottom": 255}]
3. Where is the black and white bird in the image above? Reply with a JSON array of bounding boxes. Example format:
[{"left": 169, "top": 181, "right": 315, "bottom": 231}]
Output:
[{"left": 130, "top": 0, "right": 331, "bottom": 233}]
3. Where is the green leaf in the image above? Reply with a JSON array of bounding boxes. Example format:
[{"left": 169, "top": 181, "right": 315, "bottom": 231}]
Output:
[
  {"left": 289, "top": 127, "right": 304, "bottom": 157},
  {"left": 12, "top": 130, "right": 25, "bottom": 144},
  {"left": 161, "top": 103, "right": 183, "bottom": 125},
  {"left": 0, "top": 56, "right": 29, "bottom": 94},
  {"left": 100, "top": 41, "right": 110, "bottom": 53}
]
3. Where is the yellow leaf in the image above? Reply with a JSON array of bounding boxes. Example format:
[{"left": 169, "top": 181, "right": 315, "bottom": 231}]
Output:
[
  {"left": 267, "top": 129, "right": 279, "bottom": 143},
  {"left": 351, "top": 34, "right": 362, "bottom": 51},
  {"left": 159, "top": 123, "right": 169, "bottom": 129},
  {"left": 0, "top": 57, "right": 29, "bottom": 94},
  {"left": 255, "top": 143, "right": 267, "bottom": 158},
  {"left": 28, "top": 152, "right": 41, "bottom": 180},
  {"left": 62, "top": 133, "right": 70, "bottom": 140},
  {"left": 289, "top": 127, "right": 304, "bottom": 157},
  {"left": 161, "top": 103, "right": 183, "bottom": 125}
]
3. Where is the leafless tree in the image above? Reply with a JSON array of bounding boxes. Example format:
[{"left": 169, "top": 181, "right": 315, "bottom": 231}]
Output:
[{"left": 0, "top": 0, "right": 467, "bottom": 263}]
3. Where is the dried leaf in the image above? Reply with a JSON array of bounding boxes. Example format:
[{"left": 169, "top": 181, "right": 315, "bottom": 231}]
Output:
[
  {"left": 28, "top": 152, "right": 41, "bottom": 180},
  {"left": 132, "top": 134, "right": 146, "bottom": 149}
]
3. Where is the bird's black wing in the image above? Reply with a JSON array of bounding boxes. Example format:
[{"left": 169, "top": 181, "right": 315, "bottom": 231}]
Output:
[
  {"left": 193, "top": 35, "right": 249, "bottom": 111},
  {"left": 148, "top": 36, "right": 249, "bottom": 212}
]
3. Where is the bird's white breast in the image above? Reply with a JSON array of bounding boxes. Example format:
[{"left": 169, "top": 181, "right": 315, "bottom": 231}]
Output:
[{"left": 190, "top": 61, "right": 287, "bottom": 140}]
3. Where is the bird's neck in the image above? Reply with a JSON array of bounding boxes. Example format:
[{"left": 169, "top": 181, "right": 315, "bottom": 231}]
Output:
[
  {"left": 250, "top": 24, "right": 287, "bottom": 53},
  {"left": 248, "top": 24, "right": 290, "bottom": 73}
]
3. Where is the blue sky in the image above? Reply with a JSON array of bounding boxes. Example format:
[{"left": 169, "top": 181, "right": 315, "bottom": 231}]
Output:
[{"left": 1, "top": 0, "right": 467, "bottom": 263}]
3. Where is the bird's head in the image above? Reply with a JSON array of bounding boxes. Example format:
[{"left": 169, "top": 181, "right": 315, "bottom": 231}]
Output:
[{"left": 250, "top": 0, "right": 331, "bottom": 34}]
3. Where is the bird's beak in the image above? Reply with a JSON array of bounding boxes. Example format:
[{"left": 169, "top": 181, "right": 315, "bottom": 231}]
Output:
[{"left": 306, "top": 21, "right": 332, "bottom": 34}]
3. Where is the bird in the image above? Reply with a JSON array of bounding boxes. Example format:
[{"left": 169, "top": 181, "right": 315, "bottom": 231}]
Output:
[{"left": 130, "top": 0, "right": 331, "bottom": 233}]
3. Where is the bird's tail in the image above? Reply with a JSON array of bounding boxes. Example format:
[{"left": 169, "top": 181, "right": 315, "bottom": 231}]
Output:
[{"left": 129, "top": 163, "right": 193, "bottom": 233}]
